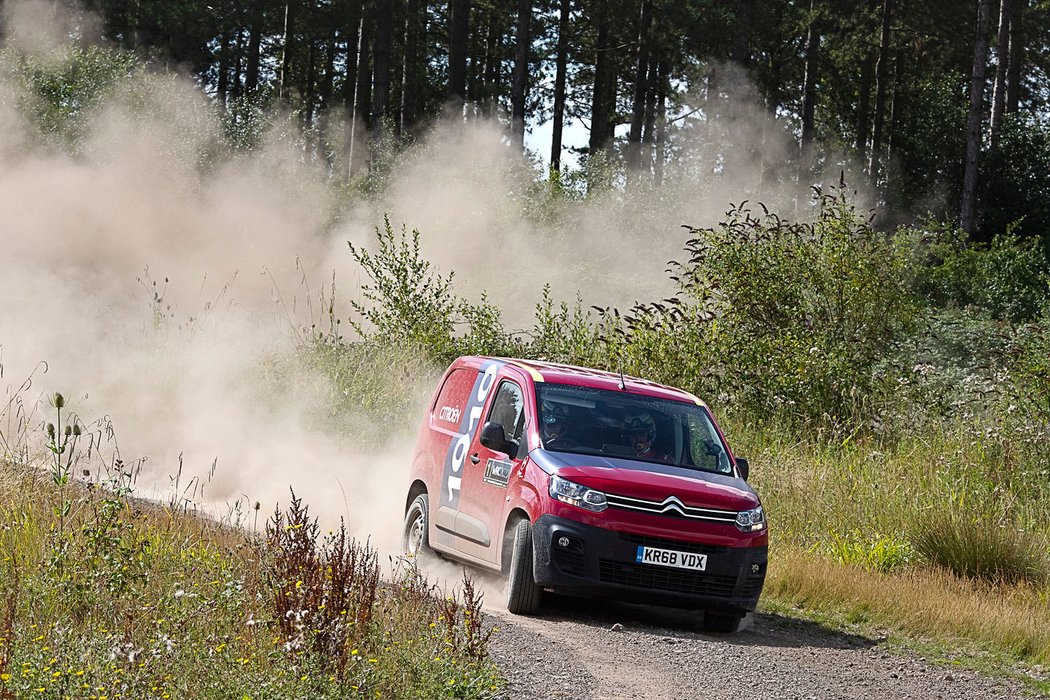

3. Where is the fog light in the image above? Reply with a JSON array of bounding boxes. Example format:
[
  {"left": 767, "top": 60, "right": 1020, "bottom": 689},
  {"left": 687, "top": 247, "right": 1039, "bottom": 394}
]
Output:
[
  {"left": 557, "top": 536, "right": 570, "bottom": 548},
  {"left": 751, "top": 563, "right": 761, "bottom": 574}
]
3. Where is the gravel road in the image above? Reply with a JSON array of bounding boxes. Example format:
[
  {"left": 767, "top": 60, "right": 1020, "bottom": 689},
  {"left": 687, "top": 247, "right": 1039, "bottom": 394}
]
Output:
[{"left": 486, "top": 594, "right": 1035, "bottom": 700}]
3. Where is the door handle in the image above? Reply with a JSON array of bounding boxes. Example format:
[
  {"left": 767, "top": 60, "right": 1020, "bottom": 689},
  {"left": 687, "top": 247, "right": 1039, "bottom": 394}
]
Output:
[{"left": 470, "top": 453, "right": 480, "bottom": 464}]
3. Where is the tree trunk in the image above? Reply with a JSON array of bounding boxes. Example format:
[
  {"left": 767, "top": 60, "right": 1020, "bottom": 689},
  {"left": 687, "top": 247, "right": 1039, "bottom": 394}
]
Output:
[
  {"left": 217, "top": 31, "right": 230, "bottom": 111},
  {"left": 732, "top": 0, "right": 753, "bottom": 66},
  {"left": 373, "top": 0, "right": 392, "bottom": 134},
  {"left": 654, "top": 61, "right": 668, "bottom": 186},
  {"left": 887, "top": 44, "right": 906, "bottom": 167},
  {"left": 511, "top": 0, "right": 530, "bottom": 149},
  {"left": 868, "top": 0, "right": 893, "bottom": 182},
  {"left": 961, "top": 0, "right": 992, "bottom": 238},
  {"left": 550, "top": 0, "right": 571, "bottom": 172},
  {"left": 627, "top": 0, "right": 654, "bottom": 174},
  {"left": 245, "top": 6, "right": 262, "bottom": 94},
  {"left": 343, "top": 5, "right": 364, "bottom": 182},
  {"left": 231, "top": 30, "right": 243, "bottom": 101},
  {"left": 481, "top": 7, "right": 501, "bottom": 115},
  {"left": 641, "top": 53, "right": 658, "bottom": 167},
  {"left": 799, "top": 0, "right": 820, "bottom": 171},
  {"left": 304, "top": 40, "right": 317, "bottom": 128},
  {"left": 449, "top": 0, "right": 470, "bottom": 107},
  {"left": 854, "top": 0, "right": 878, "bottom": 156},
  {"left": 1005, "top": 0, "right": 1021, "bottom": 113},
  {"left": 589, "top": 0, "right": 611, "bottom": 154},
  {"left": 401, "top": 0, "right": 423, "bottom": 133},
  {"left": 990, "top": 0, "right": 1011, "bottom": 153},
  {"left": 356, "top": 13, "right": 374, "bottom": 131},
  {"left": 279, "top": 0, "right": 298, "bottom": 103}
]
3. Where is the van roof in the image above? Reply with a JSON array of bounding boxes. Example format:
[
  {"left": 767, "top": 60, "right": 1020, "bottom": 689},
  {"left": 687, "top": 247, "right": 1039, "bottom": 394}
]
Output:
[{"left": 461, "top": 356, "right": 705, "bottom": 407}]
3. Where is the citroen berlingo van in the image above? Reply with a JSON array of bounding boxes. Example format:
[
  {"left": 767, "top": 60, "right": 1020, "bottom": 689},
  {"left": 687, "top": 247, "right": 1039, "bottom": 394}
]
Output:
[{"left": 402, "top": 356, "right": 767, "bottom": 632}]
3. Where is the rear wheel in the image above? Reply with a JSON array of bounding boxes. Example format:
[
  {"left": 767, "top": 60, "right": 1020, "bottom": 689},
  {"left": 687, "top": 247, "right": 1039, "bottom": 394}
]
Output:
[
  {"left": 402, "top": 494, "right": 431, "bottom": 559},
  {"left": 702, "top": 610, "right": 743, "bottom": 634},
  {"left": 505, "top": 519, "right": 543, "bottom": 614}
]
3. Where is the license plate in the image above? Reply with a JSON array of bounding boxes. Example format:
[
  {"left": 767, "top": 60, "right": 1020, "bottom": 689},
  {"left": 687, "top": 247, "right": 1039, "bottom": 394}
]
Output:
[{"left": 635, "top": 545, "right": 707, "bottom": 571}]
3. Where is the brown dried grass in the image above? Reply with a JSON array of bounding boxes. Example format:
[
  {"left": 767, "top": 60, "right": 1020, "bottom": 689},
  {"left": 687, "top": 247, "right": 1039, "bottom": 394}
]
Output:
[{"left": 766, "top": 549, "right": 1050, "bottom": 664}]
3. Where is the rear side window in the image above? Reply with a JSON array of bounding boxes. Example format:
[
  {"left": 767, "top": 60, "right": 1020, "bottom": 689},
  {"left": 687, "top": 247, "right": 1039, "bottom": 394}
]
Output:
[
  {"left": 487, "top": 380, "right": 526, "bottom": 446},
  {"left": 432, "top": 368, "right": 476, "bottom": 429}
]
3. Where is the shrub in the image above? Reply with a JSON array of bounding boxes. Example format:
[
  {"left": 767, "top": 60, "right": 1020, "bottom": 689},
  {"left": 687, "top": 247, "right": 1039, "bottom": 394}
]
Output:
[
  {"left": 347, "top": 217, "right": 519, "bottom": 364},
  {"left": 910, "top": 506, "right": 1049, "bottom": 586},
  {"left": 910, "top": 225, "right": 1049, "bottom": 323},
  {"left": 608, "top": 186, "right": 921, "bottom": 433},
  {"left": 13, "top": 45, "right": 139, "bottom": 152}
]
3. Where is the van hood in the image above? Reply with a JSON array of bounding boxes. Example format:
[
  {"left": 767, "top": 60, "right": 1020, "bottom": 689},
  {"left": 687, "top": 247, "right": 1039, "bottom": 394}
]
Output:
[{"left": 531, "top": 448, "right": 760, "bottom": 511}]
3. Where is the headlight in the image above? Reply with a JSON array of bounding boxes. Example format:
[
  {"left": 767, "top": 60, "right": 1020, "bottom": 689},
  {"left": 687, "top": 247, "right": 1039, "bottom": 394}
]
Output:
[
  {"left": 735, "top": 506, "right": 766, "bottom": 532},
  {"left": 549, "top": 475, "right": 608, "bottom": 513}
]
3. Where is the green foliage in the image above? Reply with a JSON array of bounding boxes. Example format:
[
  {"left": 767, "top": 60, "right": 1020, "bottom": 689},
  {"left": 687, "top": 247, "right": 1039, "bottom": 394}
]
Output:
[
  {"left": 0, "top": 468, "right": 503, "bottom": 699},
  {"left": 1010, "top": 313, "right": 1050, "bottom": 422},
  {"left": 14, "top": 45, "right": 139, "bottom": 152},
  {"left": 884, "top": 72, "right": 967, "bottom": 219},
  {"left": 910, "top": 225, "right": 1050, "bottom": 323},
  {"left": 221, "top": 93, "right": 271, "bottom": 152},
  {"left": 528, "top": 285, "right": 601, "bottom": 366},
  {"left": 819, "top": 530, "right": 915, "bottom": 572},
  {"left": 347, "top": 217, "right": 520, "bottom": 364},
  {"left": 909, "top": 505, "right": 1049, "bottom": 586},
  {"left": 982, "top": 115, "right": 1050, "bottom": 243},
  {"left": 669, "top": 187, "right": 919, "bottom": 431}
]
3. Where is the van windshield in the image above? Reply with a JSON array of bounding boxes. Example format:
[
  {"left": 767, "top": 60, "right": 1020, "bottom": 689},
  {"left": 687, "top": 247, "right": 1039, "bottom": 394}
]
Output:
[{"left": 535, "top": 384, "right": 733, "bottom": 475}]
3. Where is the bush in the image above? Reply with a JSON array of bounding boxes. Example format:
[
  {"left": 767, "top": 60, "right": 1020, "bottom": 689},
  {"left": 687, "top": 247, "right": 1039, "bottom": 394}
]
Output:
[
  {"left": 909, "top": 225, "right": 1049, "bottom": 323},
  {"left": 13, "top": 45, "right": 139, "bottom": 152},
  {"left": 910, "top": 506, "right": 1049, "bottom": 586},
  {"left": 347, "top": 217, "right": 520, "bottom": 364},
  {"left": 633, "top": 186, "right": 920, "bottom": 433}
]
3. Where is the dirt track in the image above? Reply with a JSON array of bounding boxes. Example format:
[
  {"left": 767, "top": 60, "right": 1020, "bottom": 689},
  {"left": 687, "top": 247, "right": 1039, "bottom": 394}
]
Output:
[{"left": 486, "top": 595, "right": 1034, "bottom": 700}]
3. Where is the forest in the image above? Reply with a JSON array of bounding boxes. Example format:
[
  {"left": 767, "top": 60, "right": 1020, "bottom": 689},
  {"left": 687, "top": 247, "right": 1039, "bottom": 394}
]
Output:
[{"left": 20, "top": 0, "right": 1048, "bottom": 244}]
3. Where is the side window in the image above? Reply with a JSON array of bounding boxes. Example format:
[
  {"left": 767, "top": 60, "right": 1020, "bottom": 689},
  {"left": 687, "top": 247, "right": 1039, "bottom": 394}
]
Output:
[
  {"left": 487, "top": 380, "right": 526, "bottom": 447},
  {"left": 685, "top": 413, "right": 732, "bottom": 474}
]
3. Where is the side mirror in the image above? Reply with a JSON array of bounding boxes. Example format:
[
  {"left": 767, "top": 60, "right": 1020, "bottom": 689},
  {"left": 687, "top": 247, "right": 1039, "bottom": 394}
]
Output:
[
  {"left": 735, "top": 457, "right": 750, "bottom": 481},
  {"left": 480, "top": 421, "right": 518, "bottom": 456}
]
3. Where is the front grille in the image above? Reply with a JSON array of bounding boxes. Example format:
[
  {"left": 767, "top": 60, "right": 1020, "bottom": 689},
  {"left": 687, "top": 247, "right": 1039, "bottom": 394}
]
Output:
[
  {"left": 605, "top": 493, "right": 738, "bottom": 525},
  {"left": 619, "top": 532, "right": 726, "bottom": 557},
  {"left": 598, "top": 560, "right": 738, "bottom": 598}
]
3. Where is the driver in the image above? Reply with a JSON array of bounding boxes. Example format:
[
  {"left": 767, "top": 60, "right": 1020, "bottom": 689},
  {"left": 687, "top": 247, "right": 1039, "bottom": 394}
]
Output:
[
  {"left": 627, "top": 414, "right": 672, "bottom": 463},
  {"left": 541, "top": 401, "right": 572, "bottom": 448}
]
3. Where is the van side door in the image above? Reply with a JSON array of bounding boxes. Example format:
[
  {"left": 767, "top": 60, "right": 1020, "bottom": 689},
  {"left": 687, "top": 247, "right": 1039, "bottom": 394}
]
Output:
[{"left": 455, "top": 375, "right": 528, "bottom": 566}]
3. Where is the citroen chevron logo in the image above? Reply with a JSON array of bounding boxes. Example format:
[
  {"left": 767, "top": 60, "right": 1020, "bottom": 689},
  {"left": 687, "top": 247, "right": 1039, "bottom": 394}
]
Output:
[{"left": 660, "top": 496, "right": 687, "bottom": 515}]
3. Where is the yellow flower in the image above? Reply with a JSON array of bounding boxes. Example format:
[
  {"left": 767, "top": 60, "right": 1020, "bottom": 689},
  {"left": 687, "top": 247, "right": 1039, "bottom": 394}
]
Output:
[{"left": 0, "top": 673, "right": 10, "bottom": 682}]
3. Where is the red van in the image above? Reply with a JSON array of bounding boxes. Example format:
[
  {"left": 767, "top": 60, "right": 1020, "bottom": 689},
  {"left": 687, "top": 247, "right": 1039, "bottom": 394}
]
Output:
[{"left": 402, "top": 356, "right": 767, "bottom": 632}]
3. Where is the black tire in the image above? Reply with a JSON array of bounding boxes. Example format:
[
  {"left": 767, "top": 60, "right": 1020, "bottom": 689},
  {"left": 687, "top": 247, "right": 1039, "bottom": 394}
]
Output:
[
  {"left": 402, "top": 494, "right": 432, "bottom": 559},
  {"left": 702, "top": 610, "right": 743, "bottom": 634},
  {"left": 505, "top": 519, "right": 543, "bottom": 614}
]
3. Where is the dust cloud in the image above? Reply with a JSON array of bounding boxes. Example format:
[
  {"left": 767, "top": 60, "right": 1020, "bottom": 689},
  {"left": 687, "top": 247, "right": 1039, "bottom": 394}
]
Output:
[{"left": 0, "top": 1, "right": 856, "bottom": 558}]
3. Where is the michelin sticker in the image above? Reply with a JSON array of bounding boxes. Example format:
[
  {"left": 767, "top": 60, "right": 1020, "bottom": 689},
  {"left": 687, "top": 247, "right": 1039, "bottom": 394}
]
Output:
[{"left": 441, "top": 361, "right": 501, "bottom": 508}]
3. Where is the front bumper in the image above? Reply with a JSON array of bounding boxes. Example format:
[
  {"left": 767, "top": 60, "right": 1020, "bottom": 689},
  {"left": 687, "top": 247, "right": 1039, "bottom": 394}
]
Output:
[{"left": 532, "top": 514, "right": 767, "bottom": 614}]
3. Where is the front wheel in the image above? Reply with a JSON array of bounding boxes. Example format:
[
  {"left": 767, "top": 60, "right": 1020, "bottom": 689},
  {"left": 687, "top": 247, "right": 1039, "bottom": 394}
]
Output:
[
  {"left": 702, "top": 610, "right": 743, "bottom": 634},
  {"left": 402, "top": 494, "right": 432, "bottom": 559},
  {"left": 505, "top": 519, "right": 543, "bottom": 614}
]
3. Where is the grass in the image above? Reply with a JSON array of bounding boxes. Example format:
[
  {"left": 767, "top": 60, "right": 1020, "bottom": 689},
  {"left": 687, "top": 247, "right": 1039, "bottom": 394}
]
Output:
[
  {"left": 0, "top": 460, "right": 503, "bottom": 699},
  {"left": 737, "top": 416, "right": 1050, "bottom": 684},
  {"left": 762, "top": 551, "right": 1050, "bottom": 691}
]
